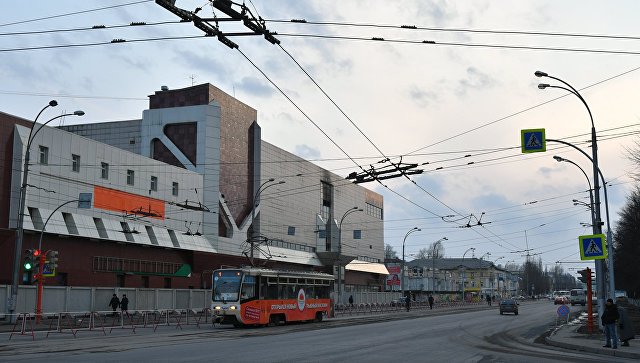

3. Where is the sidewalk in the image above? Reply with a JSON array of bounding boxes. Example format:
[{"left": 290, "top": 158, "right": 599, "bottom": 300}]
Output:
[{"left": 546, "top": 323, "right": 640, "bottom": 359}]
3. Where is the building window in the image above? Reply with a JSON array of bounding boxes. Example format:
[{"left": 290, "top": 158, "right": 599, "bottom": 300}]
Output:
[
  {"left": 172, "top": 182, "right": 179, "bottom": 196},
  {"left": 366, "top": 202, "right": 383, "bottom": 220},
  {"left": 353, "top": 230, "right": 362, "bottom": 239},
  {"left": 127, "top": 169, "right": 135, "bottom": 186},
  {"left": 150, "top": 176, "right": 158, "bottom": 191},
  {"left": 101, "top": 162, "right": 109, "bottom": 179},
  {"left": 287, "top": 226, "right": 296, "bottom": 236},
  {"left": 320, "top": 181, "right": 332, "bottom": 220},
  {"left": 38, "top": 145, "right": 48, "bottom": 165},
  {"left": 318, "top": 230, "right": 326, "bottom": 239},
  {"left": 71, "top": 154, "right": 80, "bottom": 172}
]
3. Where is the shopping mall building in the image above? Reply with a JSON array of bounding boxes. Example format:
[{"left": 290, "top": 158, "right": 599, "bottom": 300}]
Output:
[{"left": 0, "top": 83, "right": 387, "bottom": 304}]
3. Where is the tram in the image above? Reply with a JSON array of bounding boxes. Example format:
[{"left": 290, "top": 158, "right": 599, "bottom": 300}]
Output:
[{"left": 211, "top": 267, "right": 333, "bottom": 326}]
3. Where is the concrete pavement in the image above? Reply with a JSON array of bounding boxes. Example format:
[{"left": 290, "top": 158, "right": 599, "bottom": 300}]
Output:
[{"left": 546, "top": 322, "right": 640, "bottom": 359}]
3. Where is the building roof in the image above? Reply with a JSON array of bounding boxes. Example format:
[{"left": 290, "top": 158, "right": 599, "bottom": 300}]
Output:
[{"left": 406, "top": 257, "right": 502, "bottom": 271}]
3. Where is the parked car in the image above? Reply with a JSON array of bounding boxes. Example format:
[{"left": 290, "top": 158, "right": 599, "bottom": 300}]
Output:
[
  {"left": 499, "top": 299, "right": 519, "bottom": 315},
  {"left": 554, "top": 295, "right": 569, "bottom": 305}
]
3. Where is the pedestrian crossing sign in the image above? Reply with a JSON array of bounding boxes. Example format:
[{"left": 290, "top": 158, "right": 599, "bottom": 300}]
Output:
[
  {"left": 578, "top": 234, "right": 607, "bottom": 260},
  {"left": 521, "top": 129, "right": 546, "bottom": 153}
]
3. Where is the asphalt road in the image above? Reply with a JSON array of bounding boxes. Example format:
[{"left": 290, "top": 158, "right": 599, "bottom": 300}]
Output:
[{"left": 1, "top": 300, "right": 636, "bottom": 362}]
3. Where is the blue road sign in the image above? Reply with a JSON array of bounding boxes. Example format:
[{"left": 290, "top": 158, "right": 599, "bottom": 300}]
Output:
[
  {"left": 579, "top": 234, "right": 607, "bottom": 260},
  {"left": 557, "top": 304, "right": 570, "bottom": 317},
  {"left": 521, "top": 129, "right": 546, "bottom": 153}
]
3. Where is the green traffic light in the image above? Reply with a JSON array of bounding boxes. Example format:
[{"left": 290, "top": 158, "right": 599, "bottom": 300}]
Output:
[{"left": 24, "top": 262, "right": 32, "bottom": 270}]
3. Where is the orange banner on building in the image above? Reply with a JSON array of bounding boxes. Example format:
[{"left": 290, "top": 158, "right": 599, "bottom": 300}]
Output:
[{"left": 94, "top": 185, "right": 165, "bottom": 220}]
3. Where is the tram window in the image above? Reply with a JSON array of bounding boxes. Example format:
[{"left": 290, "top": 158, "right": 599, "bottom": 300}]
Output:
[
  {"left": 306, "top": 286, "right": 315, "bottom": 299},
  {"left": 241, "top": 276, "right": 256, "bottom": 300},
  {"left": 259, "top": 277, "right": 268, "bottom": 299},
  {"left": 267, "top": 283, "right": 278, "bottom": 299}
]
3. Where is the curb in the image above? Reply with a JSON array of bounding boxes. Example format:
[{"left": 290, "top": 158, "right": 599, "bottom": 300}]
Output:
[{"left": 545, "top": 326, "right": 640, "bottom": 359}]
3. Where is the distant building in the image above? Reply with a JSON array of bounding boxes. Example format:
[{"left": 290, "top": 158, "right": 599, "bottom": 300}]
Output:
[
  {"left": 0, "top": 83, "right": 387, "bottom": 302},
  {"left": 390, "top": 258, "right": 518, "bottom": 300}
]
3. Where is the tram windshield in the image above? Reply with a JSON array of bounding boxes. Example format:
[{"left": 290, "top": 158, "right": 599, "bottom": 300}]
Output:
[{"left": 213, "top": 270, "right": 242, "bottom": 302}]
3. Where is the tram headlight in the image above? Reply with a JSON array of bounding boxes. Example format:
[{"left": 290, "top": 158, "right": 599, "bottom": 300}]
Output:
[
  {"left": 229, "top": 305, "right": 237, "bottom": 310},
  {"left": 214, "top": 306, "right": 221, "bottom": 310}
]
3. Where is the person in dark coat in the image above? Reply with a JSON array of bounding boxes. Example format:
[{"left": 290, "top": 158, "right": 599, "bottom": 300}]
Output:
[
  {"left": 618, "top": 306, "right": 635, "bottom": 347},
  {"left": 405, "top": 293, "right": 411, "bottom": 312},
  {"left": 108, "top": 294, "right": 120, "bottom": 316},
  {"left": 486, "top": 295, "right": 492, "bottom": 306},
  {"left": 348, "top": 295, "right": 354, "bottom": 307},
  {"left": 428, "top": 295, "right": 434, "bottom": 310},
  {"left": 120, "top": 294, "right": 130, "bottom": 318},
  {"left": 601, "top": 298, "right": 620, "bottom": 348}
]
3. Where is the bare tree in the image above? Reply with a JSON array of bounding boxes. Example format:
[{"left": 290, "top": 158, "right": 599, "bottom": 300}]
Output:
[
  {"left": 429, "top": 242, "right": 445, "bottom": 259},
  {"left": 415, "top": 247, "right": 430, "bottom": 260},
  {"left": 385, "top": 244, "right": 398, "bottom": 259}
]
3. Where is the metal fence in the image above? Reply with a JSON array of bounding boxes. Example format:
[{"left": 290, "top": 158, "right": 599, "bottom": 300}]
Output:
[{"left": 1, "top": 285, "right": 210, "bottom": 317}]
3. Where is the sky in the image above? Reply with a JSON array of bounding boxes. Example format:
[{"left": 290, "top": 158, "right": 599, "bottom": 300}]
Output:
[{"left": 2, "top": 1, "right": 640, "bottom": 278}]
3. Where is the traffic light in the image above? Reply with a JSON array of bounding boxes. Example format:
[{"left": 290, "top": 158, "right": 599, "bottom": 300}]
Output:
[
  {"left": 23, "top": 249, "right": 35, "bottom": 271},
  {"left": 32, "top": 249, "right": 41, "bottom": 272},
  {"left": 48, "top": 250, "right": 59, "bottom": 270},
  {"left": 577, "top": 269, "right": 589, "bottom": 283}
]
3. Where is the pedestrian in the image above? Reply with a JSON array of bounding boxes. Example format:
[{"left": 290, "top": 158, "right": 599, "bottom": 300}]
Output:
[
  {"left": 601, "top": 298, "right": 620, "bottom": 349},
  {"left": 405, "top": 293, "right": 411, "bottom": 312},
  {"left": 108, "top": 293, "right": 120, "bottom": 316},
  {"left": 486, "top": 295, "right": 492, "bottom": 306},
  {"left": 120, "top": 294, "right": 130, "bottom": 318},
  {"left": 428, "top": 295, "right": 434, "bottom": 310},
  {"left": 348, "top": 295, "right": 354, "bottom": 307},
  {"left": 618, "top": 305, "right": 635, "bottom": 347}
]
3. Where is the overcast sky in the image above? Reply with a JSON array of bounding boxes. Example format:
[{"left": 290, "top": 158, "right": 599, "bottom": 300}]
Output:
[{"left": 3, "top": 1, "right": 640, "bottom": 277}]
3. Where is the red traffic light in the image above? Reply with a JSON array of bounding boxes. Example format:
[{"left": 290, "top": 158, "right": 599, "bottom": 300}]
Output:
[{"left": 33, "top": 249, "right": 41, "bottom": 257}]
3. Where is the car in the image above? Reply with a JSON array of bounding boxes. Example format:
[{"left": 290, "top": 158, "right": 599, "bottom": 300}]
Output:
[
  {"left": 570, "top": 289, "right": 586, "bottom": 306},
  {"left": 499, "top": 299, "right": 519, "bottom": 315},
  {"left": 554, "top": 295, "right": 569, "bottom": 305}
]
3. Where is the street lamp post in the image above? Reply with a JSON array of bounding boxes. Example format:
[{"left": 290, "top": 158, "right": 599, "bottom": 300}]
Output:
[
  {"left": 461, "top": 247, "right": 475, "bottom": 302},
  {"left": 553, "top": 156, "right": 596, "bottom": 229},
  {"left": 493, "top": 257, "right": 503, "bottom": 297},
  {"left": 249, "top": 178, "right": 285, "bottom": 265},
  {"left": 431, "top": 237, "right": 447, "bottom": 295},
  {"left": 9, "top": 103, "right": 84, "bottom": 319},
  {"left": 401, "top": 227, "right": 421, "bottom": 299},
  {"left": 337, "top": 207, "right": 362, "bottom": 304},
  {"left": 35, "top": 194, "right": 92, "bottom": 323},
  {"left": 536, "top": 71, "right": 614, "bottom": 310}
]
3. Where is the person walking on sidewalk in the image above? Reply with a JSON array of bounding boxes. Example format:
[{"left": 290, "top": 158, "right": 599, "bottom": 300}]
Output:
[
  {"left": 618, "top": 305, "right": 635, "bottom": 347},
  {"left": 405, "top": 292, "right": 411, "bottom": 312},
  {"left": 486, "top": 295, "right": 492, "bottom": 306},
  {"left": 601, "top": 298, "right": 620, "bottom": 349},
  {"left": 120, "top": 294, "right": 130, "bottom": 318},
  {"left": 428, "top": 295, "right": 434, "bottom": 310},
  {"left": 108, "top": 294, "right": 120, "bottom": 316}
]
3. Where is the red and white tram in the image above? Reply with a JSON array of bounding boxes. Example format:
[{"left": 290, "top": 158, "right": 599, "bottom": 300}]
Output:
[{"left": 211, "top": 267, "right": 333, "bottom": 326}]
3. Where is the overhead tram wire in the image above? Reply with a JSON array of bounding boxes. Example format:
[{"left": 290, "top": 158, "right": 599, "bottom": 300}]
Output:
[
  {"left": 276, "top": 43, "right": 467, "bottom": 219},
  {"left": 266, "top": 19, "right": 640, "bottom": 42},
  {"left": 0, "top": 0, "right": 154, "bottom": 28},
  {"left": 274, "top": 33, "right": 640, "bottom": 56},
  {"left": 0, "top": 20, "right": 186, "bottom": 37}
]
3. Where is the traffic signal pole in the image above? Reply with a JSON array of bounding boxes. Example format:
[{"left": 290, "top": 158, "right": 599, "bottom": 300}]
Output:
[
  {"left": 35, "top": 253, "right": 45, "bottom": 324},
  {"left": 587, "top": 268, "right": 593, "bottom": 334}
]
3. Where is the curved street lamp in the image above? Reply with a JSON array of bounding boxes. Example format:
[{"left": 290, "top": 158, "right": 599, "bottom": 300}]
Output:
[
  {"left": 431, "top": 237, "right": 447, "bottom": 294},
  {"left": 553, "top": 155, "right": 596, "bottom": 229},
  {"left": 401, "top": 227, "right": 421, "bottom": 297},
  {"left": 249, "top": 178, "right": 285, "bottom": 264},
  {"left": 536, "top": 71, "right": 613, "bottom": 309},
  {"left": 10, "top": 104, "right": 84, "bottom": 319},
  {"left": 337, "top": 206, "right": 362, "bottom": 304},
  {"left": 461, "top": 247, "right": 475, "bottom": 302}
]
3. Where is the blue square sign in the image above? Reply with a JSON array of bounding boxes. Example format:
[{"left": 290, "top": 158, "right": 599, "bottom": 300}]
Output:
[
  {"left": 579, "top": 234, "right": 607, "bottom": 260},
  {"left": 521, "top": 129, "right": 546, "bottom": 153}
]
